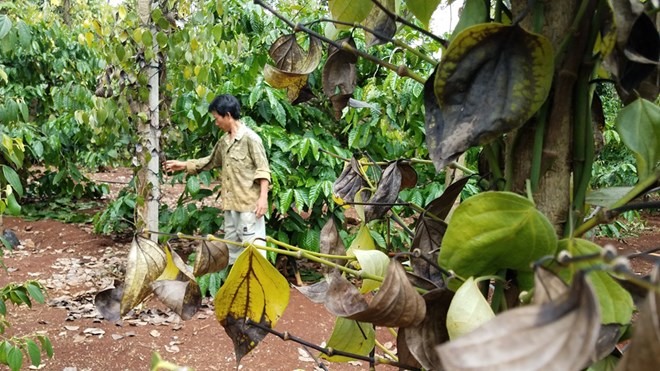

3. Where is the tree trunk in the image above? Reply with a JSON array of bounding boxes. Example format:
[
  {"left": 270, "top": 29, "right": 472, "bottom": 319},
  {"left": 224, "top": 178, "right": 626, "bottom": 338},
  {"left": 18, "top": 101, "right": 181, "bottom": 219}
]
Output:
[
  {"left": 136, "top": 0, "right": 160, "bottom": 241},
  {"left": 507, "top": 0, "right": 592, "bottom": 235}
]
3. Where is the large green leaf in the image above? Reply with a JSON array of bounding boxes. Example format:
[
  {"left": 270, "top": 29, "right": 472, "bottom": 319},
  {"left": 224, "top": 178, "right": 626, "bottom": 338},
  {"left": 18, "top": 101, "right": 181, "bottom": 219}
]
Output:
[
  {"left": 615, "top": 98, "right": 660, "bottom": 179},
  {"left": 438, "top": 192, "right": 557, "bottom": 289},
  {"left": 328, "top": 0, "right": 373, "bottom": 29},
  {"left": 1, "top": 165, "right": 23, "bottom": 197},
  {"left": 321, "top": 317, "right": 375, "bottom": 362},
  {"left": 450, "top": 0, "right": 488, "bottom": 40},
  {"left": 405, "top": 0, "right": 442, "bottom": 29},
  {"left": 0, "top": 15, "right": 11, "bottom": 39},
  {"left": 214, "top": 245, "right": 290, "bottom": 363},
  {"left": 427, "top": 24, "right": 554, "bottom": 170},
  {"left": 556, "top": 238, "right": 634, "bottom": 325}
]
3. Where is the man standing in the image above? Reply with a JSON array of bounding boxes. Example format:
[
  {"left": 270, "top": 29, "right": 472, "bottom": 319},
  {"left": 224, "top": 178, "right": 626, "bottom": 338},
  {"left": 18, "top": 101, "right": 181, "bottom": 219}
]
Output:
[{"left": 163, "top": 94, "right": 271, "bottom": 263}]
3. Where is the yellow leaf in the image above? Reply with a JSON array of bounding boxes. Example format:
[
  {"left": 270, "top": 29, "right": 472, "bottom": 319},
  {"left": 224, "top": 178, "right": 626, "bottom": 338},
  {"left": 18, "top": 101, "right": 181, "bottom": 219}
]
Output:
[
  {"left": 195, "top": 85, "right": 206, "bottom": 98},
  {"left": 347, "top": 225, "right": 375, "bottom": 254},
  {"left": 446, "top": 277, "right": 495, "bottom": 339},
  {"left": 191, "top": 38, "right": 199, "bottom": 52},
  {"left": 214, "top": 246, "right": 290, "bottom": 362}
]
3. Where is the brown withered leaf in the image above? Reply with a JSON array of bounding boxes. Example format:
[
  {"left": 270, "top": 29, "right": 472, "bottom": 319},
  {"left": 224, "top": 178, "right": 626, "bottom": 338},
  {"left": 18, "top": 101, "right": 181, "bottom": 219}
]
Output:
[
  {"left": 319, "top": 218, "right": 347, "bottom": 273},
  {"left": 294, "top": 279, "right": 329, "bottom": 304},
  {"left": 265, "top": 34, "right": 322, "bottom": 103},
  {"left": 363, "top": 0, "right": 396, "bottom": 47},
  {"left": 437, "top": 272, "right": 600, "bottom": 370},
  {"left": 193, "top": 239, "right": 229, "bottom": 277},
  {"left": 324, "top": 269, "right": 369, "bottom": 317},
  {"left": 152, "top": 247, "right": 201, "bottom": 320},
  {"left": 533, "top": 265, "right": 569, "bottom": 304},
  {"left": 364, "top": 162, "right": 402, "bottom": 222},
  {"left": 324, "top": 263, "right": 426, "bottom": 328},
  {"left": 322, "top": 37, "right": 357, "bottom": 119},
  {"left": 120, "top": 236, "right": 167, "bottom": 316},
  {"left": 332, "top": 157, "right": 369, "bottom": 206},
  {"left": 402, "top": 288, "right": 453, "bottom": 370},
  {"left": 151, "top": 280, "right": 202, "bottom": 320},
  {"left": 397, "top": 329, "right": 423, "bottom": 371},
  {"left": 397, "top": 162, "right": 418, "bottom": 190},
  {"left": 616, "top": 265, "right": 660, "bottom": 371},
  {"left": 94, "top": 281, "right": 124, "bottom": 322},
  {"left": 269, "top": 33, "right": 322, "bottom": 74}
]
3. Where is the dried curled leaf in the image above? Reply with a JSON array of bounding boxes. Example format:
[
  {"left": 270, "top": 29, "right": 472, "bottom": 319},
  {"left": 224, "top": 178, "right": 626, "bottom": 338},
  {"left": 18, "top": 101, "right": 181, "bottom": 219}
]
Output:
[
  {"left": 152, "top": 246, "right": 201, "bottom": 320},
  {"left": 401, "top": 288, "right": 453, "bottom": 370},
  {"left": 363, "top": 0, "right": 396, "bottom": 47},
  {"left": 325, "top": 260, "right": 426, "bottom": 328},
  {"left": 616, "top": 266, "right": 660, "bottom": 371},
  {"left": 426, "top": 24, "right": 554, "bottom": 170},
  {"left": 294, "top": 279, "right": 329, "bottom": 304},
  {"left": 437, "top": 272, "right": 601, "bottom": 371},
  {"left": 322, "top": 37, "right": 357, "bottom": 119},
  {"left": 364, "top": 161, "right": 402, "bottom": 222},
  {"left": 264, "top": 33, "right": 322, "bottom": 103},
  {"left": 319, "top": 217, "right": 347, "bottom": 273},
  {"left": 192, "top": 239, "right": 229, "bottom": 276},
  {"left": 94, "top": 281, "right": 124, "bottom": 322},
  {"left": 120, "top": 236, "right": 167, "bottom": 316},
  {"left": 332, "top": 157, "right": 369, "bottom": 206}
]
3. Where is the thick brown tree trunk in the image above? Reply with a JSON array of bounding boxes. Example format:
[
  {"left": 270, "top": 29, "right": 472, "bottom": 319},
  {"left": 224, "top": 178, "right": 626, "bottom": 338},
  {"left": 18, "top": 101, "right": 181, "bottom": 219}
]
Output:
[{"left": 508, "top": 0, "right": 594, "bottom": 235}]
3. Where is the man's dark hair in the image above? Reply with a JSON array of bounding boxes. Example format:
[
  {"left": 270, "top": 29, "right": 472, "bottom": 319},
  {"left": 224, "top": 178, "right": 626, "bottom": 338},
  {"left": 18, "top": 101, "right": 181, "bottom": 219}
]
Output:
[{"left": 208, "top": 94, "right": 241, "bottom": 119}]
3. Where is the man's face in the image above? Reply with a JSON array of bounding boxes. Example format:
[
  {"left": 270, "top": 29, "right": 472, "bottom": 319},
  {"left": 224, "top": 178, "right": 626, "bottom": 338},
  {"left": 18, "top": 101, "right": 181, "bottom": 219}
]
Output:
[{"left": 212, "top": 112, "right": 230, "bottom": 132}]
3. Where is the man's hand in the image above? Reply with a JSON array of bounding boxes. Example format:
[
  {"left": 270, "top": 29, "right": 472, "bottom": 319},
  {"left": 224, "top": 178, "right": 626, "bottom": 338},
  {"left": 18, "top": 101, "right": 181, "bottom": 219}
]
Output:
[
  {"left": 255, "top": 196, "right": 268, "bottom": 218},
  {"left": 163, "top": 160, "right": 186, "bottom": 173}
]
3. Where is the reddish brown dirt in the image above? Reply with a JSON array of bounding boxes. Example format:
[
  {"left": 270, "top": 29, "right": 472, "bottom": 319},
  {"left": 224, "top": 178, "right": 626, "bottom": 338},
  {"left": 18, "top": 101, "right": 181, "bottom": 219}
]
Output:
[
  {"left": 1, "top": 217, "right": 399, "bottom": 371},
  {"left": 0, "top": 168, "right": 658, "bottom": 370}
]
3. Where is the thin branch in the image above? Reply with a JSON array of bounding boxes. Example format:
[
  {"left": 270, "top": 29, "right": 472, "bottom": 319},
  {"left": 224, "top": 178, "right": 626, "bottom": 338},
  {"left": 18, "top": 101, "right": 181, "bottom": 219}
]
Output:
[{"left": 244, "top": 319, "right": 422, "bottom": 371}]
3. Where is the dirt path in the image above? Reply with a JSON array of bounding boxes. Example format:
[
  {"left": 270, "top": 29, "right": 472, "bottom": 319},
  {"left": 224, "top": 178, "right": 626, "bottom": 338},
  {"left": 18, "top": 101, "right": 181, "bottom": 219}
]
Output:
[
  {"left": 0, "top": 217, "right": 396, "bottom": 371},
  {"left": 1, "top": 210, "right": 658, "bottom": 370}
]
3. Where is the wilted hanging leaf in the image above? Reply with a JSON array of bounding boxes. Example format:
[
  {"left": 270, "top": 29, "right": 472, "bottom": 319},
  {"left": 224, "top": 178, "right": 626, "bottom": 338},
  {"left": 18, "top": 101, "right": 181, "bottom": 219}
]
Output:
[
  {"left": 294, "top": 279, "right": 329, "bottom": 304},
  {"left": 319, "top": 217, "right": 347, "bottom": 273},
  {"left": 264, "top": 33, "right": 323, "bottom": 103},
  {"left": 617, "top": 13, "right": 660, "bottom": 92},
  {"left": 269, "top": 33, "right": 322, "bottom": 74},
  {"left": 324, "top": 261, "right": 426, "bottom": 328},
  {"left": 396, "top": 330, "right": 423, "bottom": 371},
  {"left": 615, "top": 98, "right": 660, "bottom": 180},
  {"left": 321, "top": 317, "right": 375, "bottom": 362},
  {"left": 446, "top": 277, "right": 495, "bottom": 340},
  {"left": 322, "top": 37, "right": 357, "bottom": 119},
  {"left": 214, "top": 245, "right": 290, "bottom": 363},
  {"left": 352, "top": 249, "right": 390, "bottom": 293},
  {"left": 94, "top": 281, "right": 124, "bottom": 322},
  {"left": 120, "top": 236, "right": 167, "bottom": 316},
  {"left": 402, "top": 288, "right": 454, "bottom": 370},
  {"left": 263, "top": 65, "right": 310, "bottom": 102},
  {"left": 333, "top": 157, "right": 369, "bottom": 207},
  {"left": 397, "top": 162, "right": 418, "bottom": 190},
  {"left": 328, "top": 0, "right": 373, "bottom": 29},
  {"left": 152, "top": 246, "right": 202, "bottom": 320},
  {"left": 427, "top": 24, "right": 554, "bottom": 171},
  {"left": 586, "top": 186, "right": 635, "bottom": 208},
  {"left": 192, "top": 239, "right": 229, "bottom": 276},
  {"left": 439, "top": 192, "right": 557, "bottom": 291},
  {"left": 615, "top": 266, "right": 660, "bottom": 371},
  {"left": 437, "top": 272, "right": 601, "bottom": 371},
  {"left": 364, "top": 162, "right": 402, "bottom": 222},
  {"left": 411, "top": 179, "right": 471, "bottom": 286},
  {"left": 152, "top": 280, "right": 201, "bottom": 320},
  {"left": 533, "top": 266, "right": 569, "bottom": 305},
  {"left": 405, "top": 0, "right": 442, "bottom": 29},
  {"left": 363, "top": 0, "right": 396, "bottom": 47}
]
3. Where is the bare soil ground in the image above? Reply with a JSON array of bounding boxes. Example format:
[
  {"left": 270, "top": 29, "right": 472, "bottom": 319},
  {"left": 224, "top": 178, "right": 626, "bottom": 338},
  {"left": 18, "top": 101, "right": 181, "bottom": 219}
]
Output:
[{"left": 0, "top": 168, "right": 658, "bottom": 371}]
